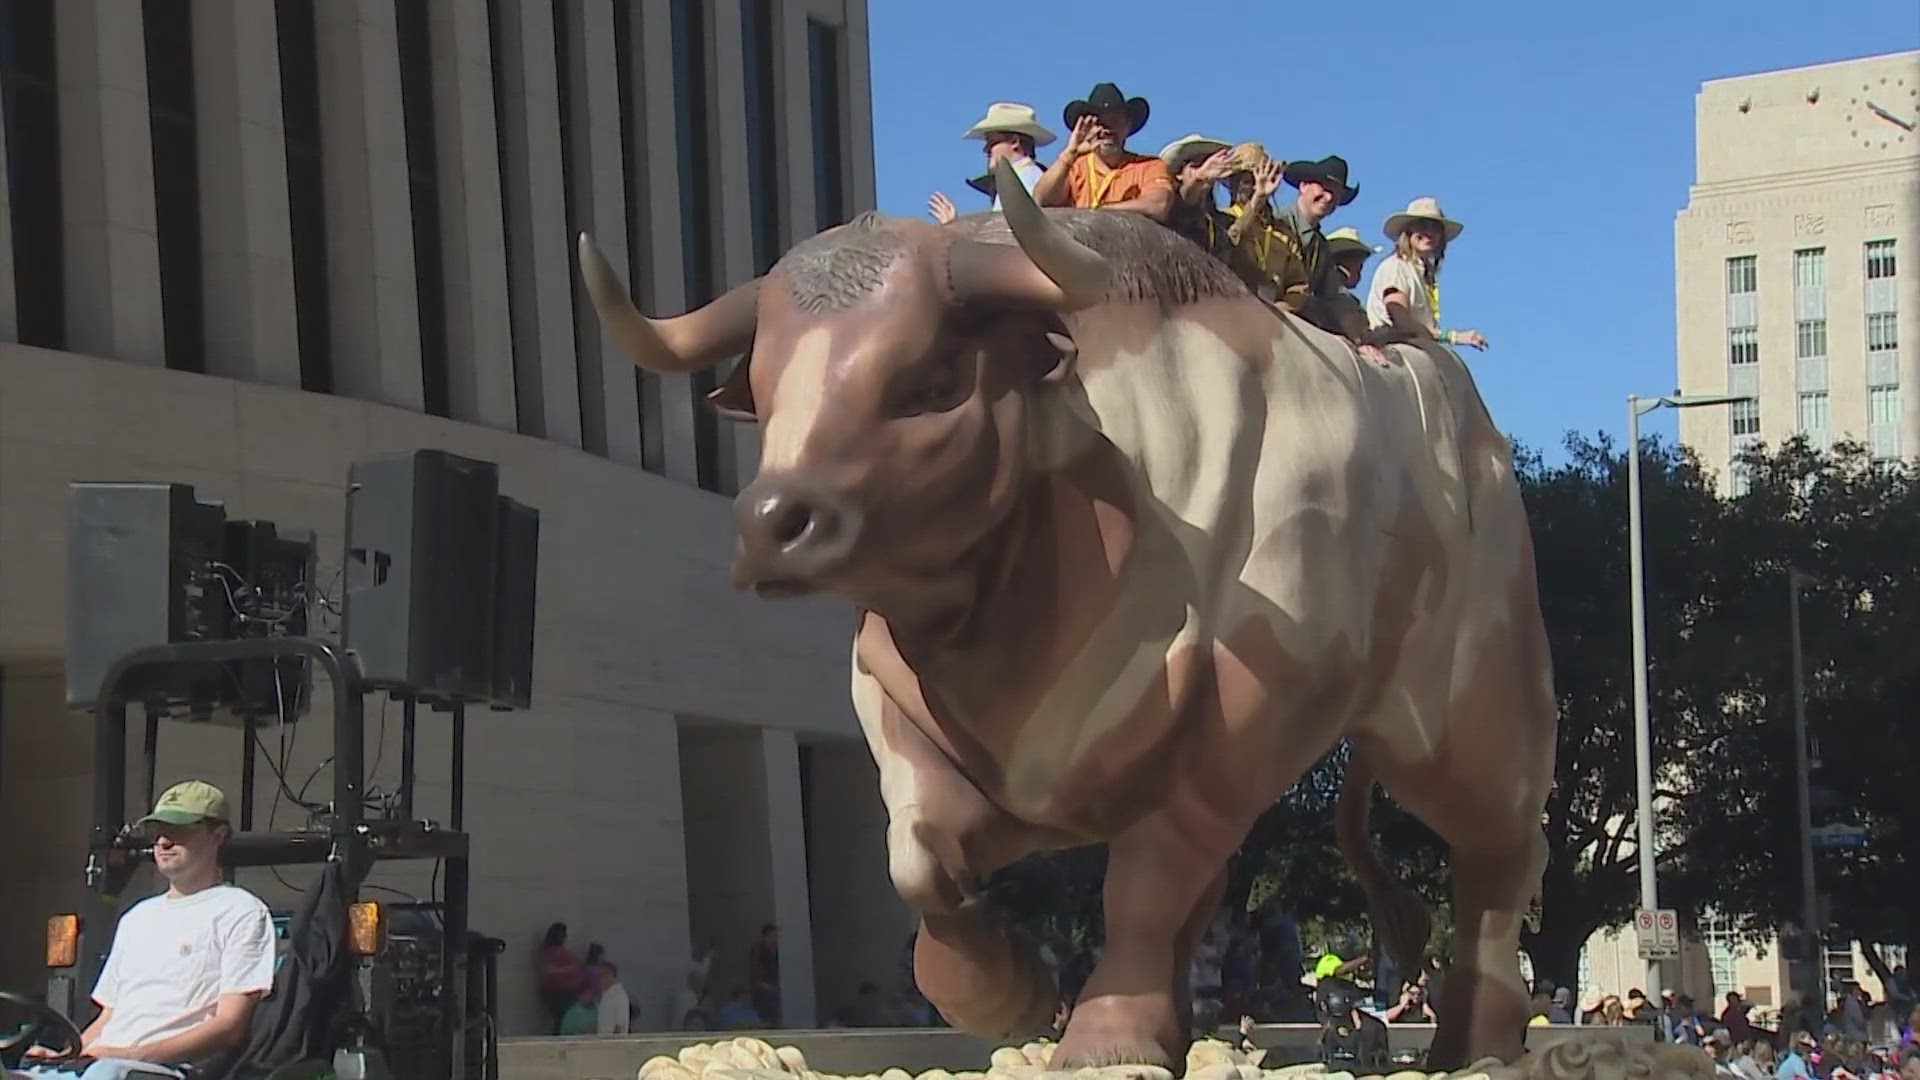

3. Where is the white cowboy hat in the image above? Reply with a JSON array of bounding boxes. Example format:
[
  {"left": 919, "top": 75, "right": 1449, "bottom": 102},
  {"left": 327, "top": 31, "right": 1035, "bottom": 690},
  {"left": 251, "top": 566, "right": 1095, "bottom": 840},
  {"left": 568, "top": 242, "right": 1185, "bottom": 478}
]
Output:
[
  {"left": 1157, "top": 133, "right": 1230, "bottom": 171},
  {"left": 1383, "top": 197, "right": 1464, "bottom": 242},
  {"left": 1325, "top": 226, "right": 1381, "bottom": 258},
  {"left": 962, "top": 102, "right": 1056, "bottom": 147}
]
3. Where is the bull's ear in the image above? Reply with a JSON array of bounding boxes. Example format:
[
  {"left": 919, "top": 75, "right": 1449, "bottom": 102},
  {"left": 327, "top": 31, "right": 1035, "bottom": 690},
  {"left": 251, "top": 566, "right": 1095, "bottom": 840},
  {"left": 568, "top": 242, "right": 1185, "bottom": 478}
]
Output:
[
  {"left": 1037, "top": 331, "right": 1079, "bottom": 385},
  {"left": 706, "top": 357, "right": 758, "bottom": 422}
]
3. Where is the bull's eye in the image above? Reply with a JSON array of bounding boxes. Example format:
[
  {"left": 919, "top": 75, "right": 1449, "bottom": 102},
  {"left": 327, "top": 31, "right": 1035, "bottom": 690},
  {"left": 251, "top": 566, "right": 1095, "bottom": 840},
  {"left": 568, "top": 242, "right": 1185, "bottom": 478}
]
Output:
[{"left": 890, "top": 352, "right": 970, "bottom": 417}]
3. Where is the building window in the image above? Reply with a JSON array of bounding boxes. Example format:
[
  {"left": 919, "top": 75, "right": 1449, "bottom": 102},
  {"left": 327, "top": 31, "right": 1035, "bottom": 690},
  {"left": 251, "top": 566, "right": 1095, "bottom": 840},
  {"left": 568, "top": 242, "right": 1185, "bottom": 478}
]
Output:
[
  {"left": 144, "top": 0, "right": 205, "bottom": 374},
  {"left": 807, "top": 19, "right": 846, "bottom": 232},
  {"left": 1865, "top": 239, "right": 1896, "bottom": 281},
  {"left": 1870, "top": 386, "right": 1901, "bottom": 460},
  {"left": 396, "top": 0, "right": 449, "bottom": 418},
  {"left": 670, "top": 0, "right": 721, "bottom": 493},
  {"left": 1731, "top": 398, "right": 1760, "bottom": 436},
  {"left": 1726, "top": 254, "right": 1757, "bottom": 295},
  {"left": 0, "top": 0, "right": 65, "bottom": 349},
  {"left": 1730, "top": 464, "right": 1753, "bottom": 498},
  {"left": 1729, "top": 325, "right": 1758, "bottom": 365},
  {"left": 1796, "top": 320, "right": 1828, "bottom": 360},
  {"left": 1794, "top": 247, "right": 1827, "bottom": 294},
  {"left": 741, "top": 0, "right": 780, "bottom": 274},
  {"left": 1701, "top": 913, "right": 1743, "bottom": 998},
  {"left": 1798, "top": 391, "right": 1831, "bottom": 448},
  {"left": 276, "top": 0, "right": 333, "bottom": 394},
  {"left": 609, "top": 2, "right": 664, "bottom": 476},
  {"left": 1868, "top": 311, "right": 1898, "bottom": 353}
]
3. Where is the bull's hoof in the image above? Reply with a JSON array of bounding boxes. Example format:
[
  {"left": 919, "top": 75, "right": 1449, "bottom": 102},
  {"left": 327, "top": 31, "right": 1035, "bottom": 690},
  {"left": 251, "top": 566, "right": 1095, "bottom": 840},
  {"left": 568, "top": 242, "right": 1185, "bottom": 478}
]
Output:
[{"left": 1050, "top": 993, "right": 1184, "bottom": 1072}]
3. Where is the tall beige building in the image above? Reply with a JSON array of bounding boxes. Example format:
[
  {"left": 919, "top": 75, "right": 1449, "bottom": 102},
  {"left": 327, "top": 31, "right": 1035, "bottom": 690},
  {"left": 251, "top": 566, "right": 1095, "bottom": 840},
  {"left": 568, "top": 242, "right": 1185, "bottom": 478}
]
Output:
[
  {"left": 1674, "top": 50, "right": 1920, "bottom": 491},
  {"left": 0, "top": 0, "right": 909, "bottom": 1036}
]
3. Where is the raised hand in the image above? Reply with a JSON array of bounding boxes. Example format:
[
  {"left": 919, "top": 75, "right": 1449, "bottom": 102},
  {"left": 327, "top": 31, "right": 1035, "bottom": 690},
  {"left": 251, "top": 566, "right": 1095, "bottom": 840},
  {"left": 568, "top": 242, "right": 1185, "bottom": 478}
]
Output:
[
  {"left": 1195, "top": 148, "right": 1233, "bottom": 183},
  {"left": 1253, "top": 159, "right": 1284, "bottom": 201},
  {"left": 1454, "top": 329, "right": 1489, "bottom": 350},
  {"left": 928, "top": 192, "right": 957, "bottom": 224},
  {"left": 1062, "top": 114, "right": 1100, "bottom": 162}
]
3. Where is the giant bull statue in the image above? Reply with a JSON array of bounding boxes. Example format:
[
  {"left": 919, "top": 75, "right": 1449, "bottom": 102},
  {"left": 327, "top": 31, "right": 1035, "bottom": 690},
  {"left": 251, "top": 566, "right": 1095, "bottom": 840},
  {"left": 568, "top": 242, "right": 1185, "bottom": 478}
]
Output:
[{"left": 576, "top": 157, "right": 1557, "bottom": 1072}]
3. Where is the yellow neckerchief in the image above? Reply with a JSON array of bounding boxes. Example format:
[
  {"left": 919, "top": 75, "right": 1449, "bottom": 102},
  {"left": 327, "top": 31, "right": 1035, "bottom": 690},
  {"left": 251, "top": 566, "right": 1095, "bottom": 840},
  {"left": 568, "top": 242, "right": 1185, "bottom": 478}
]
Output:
[
  {"left": 1428, "top": 279, "right": 1441, "bottom": 323},
  {"left": 1223, "top": 203, "right": 1273, "bottom": 266},
  {"left": 1079, "top": 153, "right": 1126, "bottom": 208}
]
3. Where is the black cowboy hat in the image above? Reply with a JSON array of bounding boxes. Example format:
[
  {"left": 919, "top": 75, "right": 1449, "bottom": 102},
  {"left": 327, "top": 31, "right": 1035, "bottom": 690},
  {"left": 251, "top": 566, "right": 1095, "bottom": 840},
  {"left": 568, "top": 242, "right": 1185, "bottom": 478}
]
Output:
[
  {"left": 1062, "top": 82, "right": 1150, "bottom": 137},
  {"left": 1283, "top": 155, "right": 1359, "bottom": 205}
]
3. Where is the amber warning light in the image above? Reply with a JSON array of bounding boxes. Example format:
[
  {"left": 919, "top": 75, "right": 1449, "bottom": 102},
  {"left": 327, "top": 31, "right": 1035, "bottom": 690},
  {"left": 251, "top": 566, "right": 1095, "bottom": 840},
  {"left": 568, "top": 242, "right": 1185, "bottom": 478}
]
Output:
[
  {"left": 46, "top": 914, "right": 79, "bottom": 968},
  {"left": 347, "top": 902, "right": 385, "bottom": 956}
]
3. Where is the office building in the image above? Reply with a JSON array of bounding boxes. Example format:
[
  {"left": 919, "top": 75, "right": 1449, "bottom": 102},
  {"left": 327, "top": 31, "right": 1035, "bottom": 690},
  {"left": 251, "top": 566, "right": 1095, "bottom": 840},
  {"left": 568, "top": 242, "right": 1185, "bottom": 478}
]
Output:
[
  {"left": 0, "top": 0, "right": 906, "bottom": 1034},
  {"left": 1674, "top": 50, "right": 1919, "bottom": 492}
]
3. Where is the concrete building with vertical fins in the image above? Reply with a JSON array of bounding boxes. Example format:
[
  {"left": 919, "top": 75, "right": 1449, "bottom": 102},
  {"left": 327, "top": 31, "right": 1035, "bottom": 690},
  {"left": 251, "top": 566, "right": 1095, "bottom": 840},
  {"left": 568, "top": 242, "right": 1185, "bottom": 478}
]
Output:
[{"left": 0, "top": 0, "right": 907, "bottom": 1035}]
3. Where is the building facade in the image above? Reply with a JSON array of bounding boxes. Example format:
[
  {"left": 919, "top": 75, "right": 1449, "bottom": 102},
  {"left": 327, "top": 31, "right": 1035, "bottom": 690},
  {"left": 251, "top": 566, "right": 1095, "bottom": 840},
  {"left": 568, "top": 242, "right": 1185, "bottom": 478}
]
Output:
[
  {"left": 0, "top": 0, "right": 913, "bottom": 1035},
  {"left": 1674, "top": 50, "right": 1920, "bottom": 492}
]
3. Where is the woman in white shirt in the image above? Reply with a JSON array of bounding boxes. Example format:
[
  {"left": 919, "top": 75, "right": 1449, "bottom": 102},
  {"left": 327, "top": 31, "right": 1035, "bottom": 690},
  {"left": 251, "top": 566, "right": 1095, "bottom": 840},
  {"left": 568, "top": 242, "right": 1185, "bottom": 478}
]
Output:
[{"left": 1365, "top": 197, "right": 1488, "bottom": 351}]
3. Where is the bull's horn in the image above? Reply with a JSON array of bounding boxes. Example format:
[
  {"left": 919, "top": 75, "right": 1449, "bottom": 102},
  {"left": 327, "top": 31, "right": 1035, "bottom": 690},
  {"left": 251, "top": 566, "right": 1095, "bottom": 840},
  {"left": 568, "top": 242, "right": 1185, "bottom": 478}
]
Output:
[
  {"left": 576, "top": 232, "right": 761, "bottom": 373},
  {"left": 991, "top": 156, "right": 1111, "bottom": 310}
]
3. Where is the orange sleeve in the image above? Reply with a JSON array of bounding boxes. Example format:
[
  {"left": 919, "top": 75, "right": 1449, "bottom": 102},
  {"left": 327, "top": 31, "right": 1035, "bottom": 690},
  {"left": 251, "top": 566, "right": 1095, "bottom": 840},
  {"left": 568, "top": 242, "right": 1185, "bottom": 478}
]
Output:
[
  {"left": 1123, "top": 156, "right": 1172, "bottom": 199},
  {"left": 1064, "top": 158, "right": 1090, "bottom": 207}
]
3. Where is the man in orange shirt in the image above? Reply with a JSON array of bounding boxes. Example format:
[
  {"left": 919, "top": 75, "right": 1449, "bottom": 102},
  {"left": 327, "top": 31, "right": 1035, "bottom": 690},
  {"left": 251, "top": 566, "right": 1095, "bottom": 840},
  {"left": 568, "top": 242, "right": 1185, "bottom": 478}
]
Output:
[{"left": 1032, "top": 82, "right": 1173, "bottom": 223}]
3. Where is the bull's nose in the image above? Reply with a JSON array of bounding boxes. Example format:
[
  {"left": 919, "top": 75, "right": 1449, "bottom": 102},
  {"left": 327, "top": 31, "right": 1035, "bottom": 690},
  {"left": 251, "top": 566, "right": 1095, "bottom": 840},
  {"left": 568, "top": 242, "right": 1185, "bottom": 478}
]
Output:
[{"left": 732, "top": 479, "right": 857, "bottom": 592}]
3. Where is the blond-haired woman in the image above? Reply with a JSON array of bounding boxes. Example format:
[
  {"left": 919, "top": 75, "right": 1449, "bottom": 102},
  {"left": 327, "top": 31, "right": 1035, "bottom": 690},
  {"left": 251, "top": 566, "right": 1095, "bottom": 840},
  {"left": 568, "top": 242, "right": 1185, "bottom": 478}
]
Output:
[{"left": 1365, "top": 197, "right": 1488, "bottom": 351}]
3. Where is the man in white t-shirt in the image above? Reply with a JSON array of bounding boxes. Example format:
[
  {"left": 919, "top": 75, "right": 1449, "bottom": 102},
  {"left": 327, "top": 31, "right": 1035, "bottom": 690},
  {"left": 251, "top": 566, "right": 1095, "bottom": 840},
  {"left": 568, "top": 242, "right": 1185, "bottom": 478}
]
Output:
[{"left": 18, "top": 781, "right": 276, "bottom": 1080}]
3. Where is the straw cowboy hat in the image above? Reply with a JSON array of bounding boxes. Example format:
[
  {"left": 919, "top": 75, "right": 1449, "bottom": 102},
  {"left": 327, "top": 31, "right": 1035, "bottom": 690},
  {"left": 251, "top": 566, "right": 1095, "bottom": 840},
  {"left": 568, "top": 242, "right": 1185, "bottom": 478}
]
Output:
[
  {"left": 1383, "top": 196, "right": 1464, "bottom": 242},
  {"left": 1283, "top": 155, "right": 1359, "bottom": 205},
  {"left": 962, "top": 102, "right": 1056, "bottom": 147},
  {"left": 1324, "top": 227, "right": 1378, "bottom": 261},
  {"left": 1225, "top": 141, "right": 1278, "bottom": 176},
  {"left": 1158, "top": 133, "right": 1230, "bottom": 173},
  {"left": 1062, "top": 82, "right": 1150, "bottom": 136}
]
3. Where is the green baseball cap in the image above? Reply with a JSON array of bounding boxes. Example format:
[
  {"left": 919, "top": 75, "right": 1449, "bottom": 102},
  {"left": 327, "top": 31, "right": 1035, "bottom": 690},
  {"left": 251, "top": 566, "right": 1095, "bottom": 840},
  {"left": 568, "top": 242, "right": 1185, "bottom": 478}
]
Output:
[{"left": 137, "top": 781, "right": 230, "bottom": 827}]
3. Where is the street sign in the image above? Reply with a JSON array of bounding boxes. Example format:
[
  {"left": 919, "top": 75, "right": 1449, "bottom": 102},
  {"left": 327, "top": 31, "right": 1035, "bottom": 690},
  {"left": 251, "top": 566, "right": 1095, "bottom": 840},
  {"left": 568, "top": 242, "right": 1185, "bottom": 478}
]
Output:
[
  {"left": 1810, "top": 824, "right": 1868, "bottom": 851},
  {"left": 1635, "top": 908, "right": 1680, "bottom": 961}
]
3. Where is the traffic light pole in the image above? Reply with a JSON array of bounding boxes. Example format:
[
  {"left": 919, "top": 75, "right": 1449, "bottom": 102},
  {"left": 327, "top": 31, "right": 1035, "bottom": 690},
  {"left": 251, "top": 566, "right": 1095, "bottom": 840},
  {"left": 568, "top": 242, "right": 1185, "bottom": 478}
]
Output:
[{"left": 1789, "top": 571, "right": 1819, "bottom": 940}]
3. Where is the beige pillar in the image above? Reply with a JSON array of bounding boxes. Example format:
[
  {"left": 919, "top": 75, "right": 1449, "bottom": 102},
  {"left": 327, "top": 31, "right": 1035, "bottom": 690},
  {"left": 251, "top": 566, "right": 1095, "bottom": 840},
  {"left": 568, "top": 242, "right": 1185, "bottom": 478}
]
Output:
[
  {"left": 629, "top": 0, "right": 703, "bottom": 486},
  {"left": 706, "top": 0, "right": 760, "bottom": 494},
  {"left": 192, "top": 0, "right": 302, "bottom": 388},
  {"left": 494, "top": 0, "right": 583, "bottom": 448},
  {"left": 428, "top": 0, "right": 518, "bottom": 431},
  {"left": 314, "top": 0, "right": 424, "bottom": 409},
  {"left": 56, "top": 0, "right": 165, "bottom": 366},
  {"left": 561, "top": 0, "right": 643, "bottom": 465}
]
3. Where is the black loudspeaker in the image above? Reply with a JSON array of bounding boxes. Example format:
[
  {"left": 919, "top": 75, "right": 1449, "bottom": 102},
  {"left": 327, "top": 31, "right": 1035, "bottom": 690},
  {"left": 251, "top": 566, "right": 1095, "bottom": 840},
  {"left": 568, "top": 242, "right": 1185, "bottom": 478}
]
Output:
[
  {"left": 342, "top": 451, "right": 499, "bottom": 699},
  {"left": 488, "top": 497, "right": 539, "bottom": 710},
  {"left": 65, "top": 483, "right": 228, "bottom": 708}
]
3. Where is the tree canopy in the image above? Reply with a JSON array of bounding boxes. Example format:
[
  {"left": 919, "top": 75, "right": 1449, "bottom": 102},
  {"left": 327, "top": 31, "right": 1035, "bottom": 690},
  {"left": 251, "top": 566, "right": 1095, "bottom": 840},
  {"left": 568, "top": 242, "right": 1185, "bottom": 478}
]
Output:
[{"left": 979, "top": 431, "right": 1918, "bottom": 991}]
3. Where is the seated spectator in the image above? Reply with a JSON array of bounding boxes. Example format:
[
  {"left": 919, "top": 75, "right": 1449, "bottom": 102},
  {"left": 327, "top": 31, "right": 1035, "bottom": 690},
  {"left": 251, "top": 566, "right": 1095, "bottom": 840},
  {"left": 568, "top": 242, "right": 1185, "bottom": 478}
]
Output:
[
  {"left": 715, "top": 988, "right": 762, "bottom": 1030},
  {"left": 595, "top": 963, "right": 631, "bottom": 1036},
  {"left": 17, "top": 782, "right": 275, "bottom": 1080},
  {"left": 1034, "top": 82, "right": 1173, "bottom": 223},
  {"left": 1366, "top": 197, "right": 1489, "bottom": 351},
  {"left": 929, "top": 102, "right": 1054, "bottom": 224}
]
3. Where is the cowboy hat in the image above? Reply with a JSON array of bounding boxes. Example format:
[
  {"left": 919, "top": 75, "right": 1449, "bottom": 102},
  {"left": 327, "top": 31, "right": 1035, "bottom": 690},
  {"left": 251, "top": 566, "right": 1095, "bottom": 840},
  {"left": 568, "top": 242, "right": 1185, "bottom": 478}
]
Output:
[
  {"left": 1062, "top": 82, "right": 1150, "bottom": 136},
  {"left": 1283, "top": 155, "right": 1359, "bottom": 205},
  {"left": 962, "top": 102, "right": 1056, "bottom": 147},
  {"left": 1325, "top": 226, "right": 1378, "bottom": 261},
  {"left": 1226, "top": 141, "right": 1278, "bottom": 176},
  {"left": 1158, "top": 133, "right": 1230, "bottom": 173},
  {"left": 1383, "top": 196, "right": 1464, "bottom": 242}
]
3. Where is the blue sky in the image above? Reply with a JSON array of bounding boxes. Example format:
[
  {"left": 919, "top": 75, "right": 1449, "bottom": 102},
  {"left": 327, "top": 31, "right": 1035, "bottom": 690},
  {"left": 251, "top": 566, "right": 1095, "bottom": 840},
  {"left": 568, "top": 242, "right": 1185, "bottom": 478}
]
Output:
[{"left": 867, "top": 1, "right": 1918, "bottom": 461}]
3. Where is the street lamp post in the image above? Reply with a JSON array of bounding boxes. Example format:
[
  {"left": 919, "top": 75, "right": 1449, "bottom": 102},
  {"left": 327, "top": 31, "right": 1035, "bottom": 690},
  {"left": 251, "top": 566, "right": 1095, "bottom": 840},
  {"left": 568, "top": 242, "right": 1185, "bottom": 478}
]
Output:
[
  {"left": 1788, "top": 569, "right": 1822, "bottom": 944},
  {"left": 1625, "top": 391, "right": 1753, "bottom": 994}
]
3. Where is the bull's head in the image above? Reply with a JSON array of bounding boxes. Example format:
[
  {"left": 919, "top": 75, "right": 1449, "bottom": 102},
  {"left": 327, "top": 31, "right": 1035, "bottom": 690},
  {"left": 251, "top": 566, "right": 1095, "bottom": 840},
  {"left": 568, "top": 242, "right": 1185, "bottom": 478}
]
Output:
[{"left": 578, "top": 157, "right": 1111, "bottom": 624}]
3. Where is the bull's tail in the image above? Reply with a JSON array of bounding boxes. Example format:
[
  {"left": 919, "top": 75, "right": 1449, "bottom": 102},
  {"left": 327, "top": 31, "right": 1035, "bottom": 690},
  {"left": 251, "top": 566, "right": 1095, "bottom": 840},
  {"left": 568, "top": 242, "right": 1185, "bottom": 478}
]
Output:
[{"left": 1334, "top": 748, "right": 1432, "bottom": 987}]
